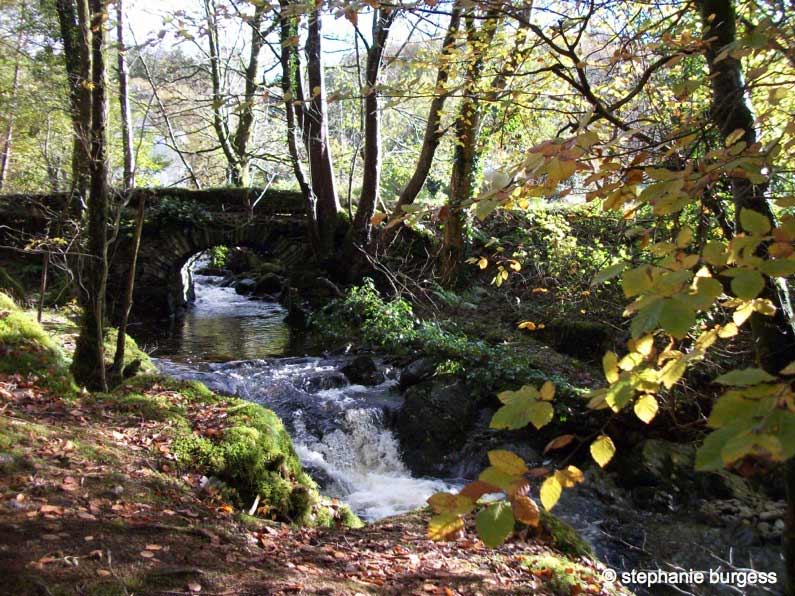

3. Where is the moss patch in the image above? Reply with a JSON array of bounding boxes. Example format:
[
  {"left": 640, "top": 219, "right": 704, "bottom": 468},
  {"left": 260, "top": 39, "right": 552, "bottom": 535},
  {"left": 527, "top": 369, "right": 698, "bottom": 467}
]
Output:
[
  {"left": 0, "top": 292, "right": 75, "bottom": 395},
  {"left": 103, "top": 328, "right": 157, "bottom": 375},
  {"left": 540, "top": 509, "right": 593, "bottom": 558},
  {"left": 104, "top": 375, "right": 360, "bottom": 528},
  {"left": 524, "top": 553, "right": 619, "bottom": 596}
]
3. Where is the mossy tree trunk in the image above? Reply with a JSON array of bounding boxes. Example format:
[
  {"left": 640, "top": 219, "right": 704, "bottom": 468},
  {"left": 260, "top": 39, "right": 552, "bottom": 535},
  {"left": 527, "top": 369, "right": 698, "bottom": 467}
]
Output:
[
  {"left": 697, "top": 0, "right": 795, "bottom": 592},
  {"left": 72, "top": 0, "right": 109, "bottom": 392},
  {"left": 115, "top": 0, "right": 134, "bottom": 191},
  {"left": 386, "top": 3, "right": 462, "bottom": 230},
  {"left": 54, "top": 0, "right": 92, "bottom": 213},
  {"left": 278, "top": 0, "right": 320, "bottom": 253},
  {"left": 440, "top": 10, "right": 499, "bottom": 286}
]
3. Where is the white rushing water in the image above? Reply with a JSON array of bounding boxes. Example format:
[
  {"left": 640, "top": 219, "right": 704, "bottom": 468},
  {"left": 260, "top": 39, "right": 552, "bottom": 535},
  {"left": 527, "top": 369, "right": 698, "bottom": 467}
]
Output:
[
  {"left": 147, "top": 259, "right": 458, "bottom": 520},
  {"left": 292, "top": 398, "right": 455, "bottom": 520}
]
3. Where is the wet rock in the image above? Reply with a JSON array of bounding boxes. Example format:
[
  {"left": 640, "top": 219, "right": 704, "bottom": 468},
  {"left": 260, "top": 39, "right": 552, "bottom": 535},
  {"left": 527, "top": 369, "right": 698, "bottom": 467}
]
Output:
[
  {"left": 255, "top": 273, "right": 285, "bottom": 296},
  {"left": 398, "top": 357, "right": 437, "bottom": 390},
  {"left": 395, "top": 376, "right": 475, "bottom": 476},
  {"left": 122, "top": 359, "right": 142, "bottom": 379},
  {"left": 195, "top": 266, "right": 226, "bottom": 276},
  {"left": 257, "top": 261, "right": 285, "bottom": 275},
  {"left": 281, "top": 287, "right": 309, "bottom": 329},
  {"left": 342, "top": 356, "right": 382, "bottom": 386},
  {"left": 234, "top": 278, "right": 257, "bottom": 295},
  {"left": 300, "top": 372, "right": 348, "bottom": 394}
]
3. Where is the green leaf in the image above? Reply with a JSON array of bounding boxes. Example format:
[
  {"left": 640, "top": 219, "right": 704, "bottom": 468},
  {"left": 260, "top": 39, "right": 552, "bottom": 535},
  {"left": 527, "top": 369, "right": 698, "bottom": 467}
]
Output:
[
  {"left": 714, "top": 368, "right": 776, "bottom": 386},
  {"left": 490, "top": 399, "right": 553, "bottom": 431},
  {"left": 707, "top": 391, "right": 773, "bottom": 428},
  {"left": 622, "top": 266, "right": 654, "bottom": 298},
  {"left": 475, "top": 501, "right": 515, "bottom": 548},
  {"left": 605, "top": 379, "right": 635, "bottom": 412},
  {"left": 659, "top": 297, "right": 695, "bottom": 339},
  {"left": 696, "top": 423, "right": 743, "bottom": 471},
  {"left": 703, "top": 241, "right": 728, "bottom": 266},
  {"left": 731, "top": 270, "right": 765, "bottom": 300},
  {"left": 768, "top": 410, "right": 795, "bottom": 459},
  {"left": 740, "top": 208, "right": 772, "bottom": 236},
  {"left": 590, "top": 435, "right": 616, "bottom": 468},
  {"left": 592, "top": 262, "right": 626, "bottom": 286},
  {"left": 630, "top": 297, "right": 664, "bottom": 338},
  {"left": 760, "top": 259, "right": 795, "bottom": 277}
]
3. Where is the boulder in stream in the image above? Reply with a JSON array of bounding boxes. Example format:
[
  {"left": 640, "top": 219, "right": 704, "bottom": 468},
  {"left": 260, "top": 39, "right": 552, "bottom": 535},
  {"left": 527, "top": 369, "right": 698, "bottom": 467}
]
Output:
[
  {"left": 398, "top": 357, "right": 437, "bottom": 390},
  {"left": 342, "top": 355, "right": 382, "bottom": 386},
  {"left": 396, "top": 375, "right": 475, "bottom": 476},
  {"left": 234, "top": 278, "right": 257, "bottom": 295}
]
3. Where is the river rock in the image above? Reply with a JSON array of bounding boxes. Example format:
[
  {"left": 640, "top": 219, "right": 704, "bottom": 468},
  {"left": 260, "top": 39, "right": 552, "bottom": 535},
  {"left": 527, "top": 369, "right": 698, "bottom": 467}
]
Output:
[
  {"left": 234, "top": 278, "right": 257, "bottom": 295},
  {"left": 398, "top": 357, "right": 437, "bottom": 390},
  {"left": 195, "top": 266, "right": 226, "bottom": 276},
  {"left": 395, "top": 375, "right": 475, "bottom": 476},
  {"left": 254, "top": 273, "right": 285, "bottom": 296},
  {"left": 342, "top": 356, "right": 382, "bottom": 386}
]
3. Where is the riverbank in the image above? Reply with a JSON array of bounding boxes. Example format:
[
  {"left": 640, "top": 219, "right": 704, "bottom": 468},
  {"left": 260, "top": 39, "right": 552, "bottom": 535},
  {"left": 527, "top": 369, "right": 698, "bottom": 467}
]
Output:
[{"left": 0, "top": 293, "right": 630, "bottom": 594}]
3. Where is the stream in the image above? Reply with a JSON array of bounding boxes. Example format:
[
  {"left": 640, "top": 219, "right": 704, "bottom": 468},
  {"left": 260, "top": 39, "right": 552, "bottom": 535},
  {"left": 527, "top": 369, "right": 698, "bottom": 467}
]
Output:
[
  {"left": 133, "top": 265, "right": 456, "bottom": 521},
  {"left": 132, "top": 263, "right": 786, "bottom": 595}
]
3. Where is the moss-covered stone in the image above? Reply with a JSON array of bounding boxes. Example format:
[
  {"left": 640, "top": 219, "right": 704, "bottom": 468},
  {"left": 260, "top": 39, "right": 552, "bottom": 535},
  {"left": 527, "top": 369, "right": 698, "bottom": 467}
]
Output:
[
  {"left": 539, "top": 509, "right": 593, "bottom": 558},
  {"left": 0, "top": 291, "right": 76, "bottom": 395},
  {"left": 118, "top": 375, "right": 361, "bottom": 528},
  {"left": 524, "top": 553, "right": 620, "bottom": 596},
  {"left": 103, "top": 328, "right": 157, "bottom": 376}
]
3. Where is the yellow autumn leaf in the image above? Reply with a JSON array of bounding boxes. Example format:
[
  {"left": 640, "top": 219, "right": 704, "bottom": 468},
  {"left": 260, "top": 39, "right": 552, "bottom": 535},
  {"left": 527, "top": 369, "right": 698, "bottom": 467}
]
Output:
[
  {"left": 539, "top": 381, "right": 555, "bottom": 401},
  {"left": 634, "top": 394, "right": 658, "bottom": 424},
  {"left": 539, "top": 475, "right": 562, "bottom": 510},
  {"left": 590, "top": 435, "right": 616, "bottom": 468},
  {"left": 554, "top": 465, "right": 584, "bottom": 488},
  {"left": 602, "top": 351, "right": 619, "bottom": 383},
  {"left": 427, "top": 513, "right": 464, "bottom": 541},
  {"left": 488, "top": 450, "right": 528, "bottom": 476}
]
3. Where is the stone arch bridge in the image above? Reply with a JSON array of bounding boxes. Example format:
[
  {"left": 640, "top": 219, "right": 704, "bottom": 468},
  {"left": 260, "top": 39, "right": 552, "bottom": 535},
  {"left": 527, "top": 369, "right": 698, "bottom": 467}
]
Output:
[{"left": 0, "top": 188, "right": 310, "bottom": 318}]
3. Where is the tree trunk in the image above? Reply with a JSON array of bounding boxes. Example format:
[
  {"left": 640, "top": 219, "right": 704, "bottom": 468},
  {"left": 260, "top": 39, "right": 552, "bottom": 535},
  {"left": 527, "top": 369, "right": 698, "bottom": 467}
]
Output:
[
  {"left": 387, "top": 3, "right": 462, "bottom": 226},
  {"left": 116, "top": 0, "right": 134, "bottom": 190},
  {"left": 72, "top": 0, "right": 109, "bottom": 392},
  {"left": 697, "top": 1, "right": 795, "bottom": 592},
  {"left": 305, "top": 8, "right": 341, "bottom": 253},
  {"left": 351, "top": 8, "right": 395, "bottom": 245},
  {"left": 440, "top": 11, "right": 499, "bottom": 285},
  {"left": 0, "top": 26, "right": 24, "bottom": 191},
  {"left": 231, "top": 2, "right": 267, "bottom": 187},
  {"left": 55, "top": 0, "right": 92, "bottom": 211},
  {"left": 111, "top": 191, "right": 145, "bottom": 385},
  {"left": 278, "top": 1, "right": 319, "bottom": 252},
  {"left": 204, "top": 0, "right": 241, "bottom": 185}
]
